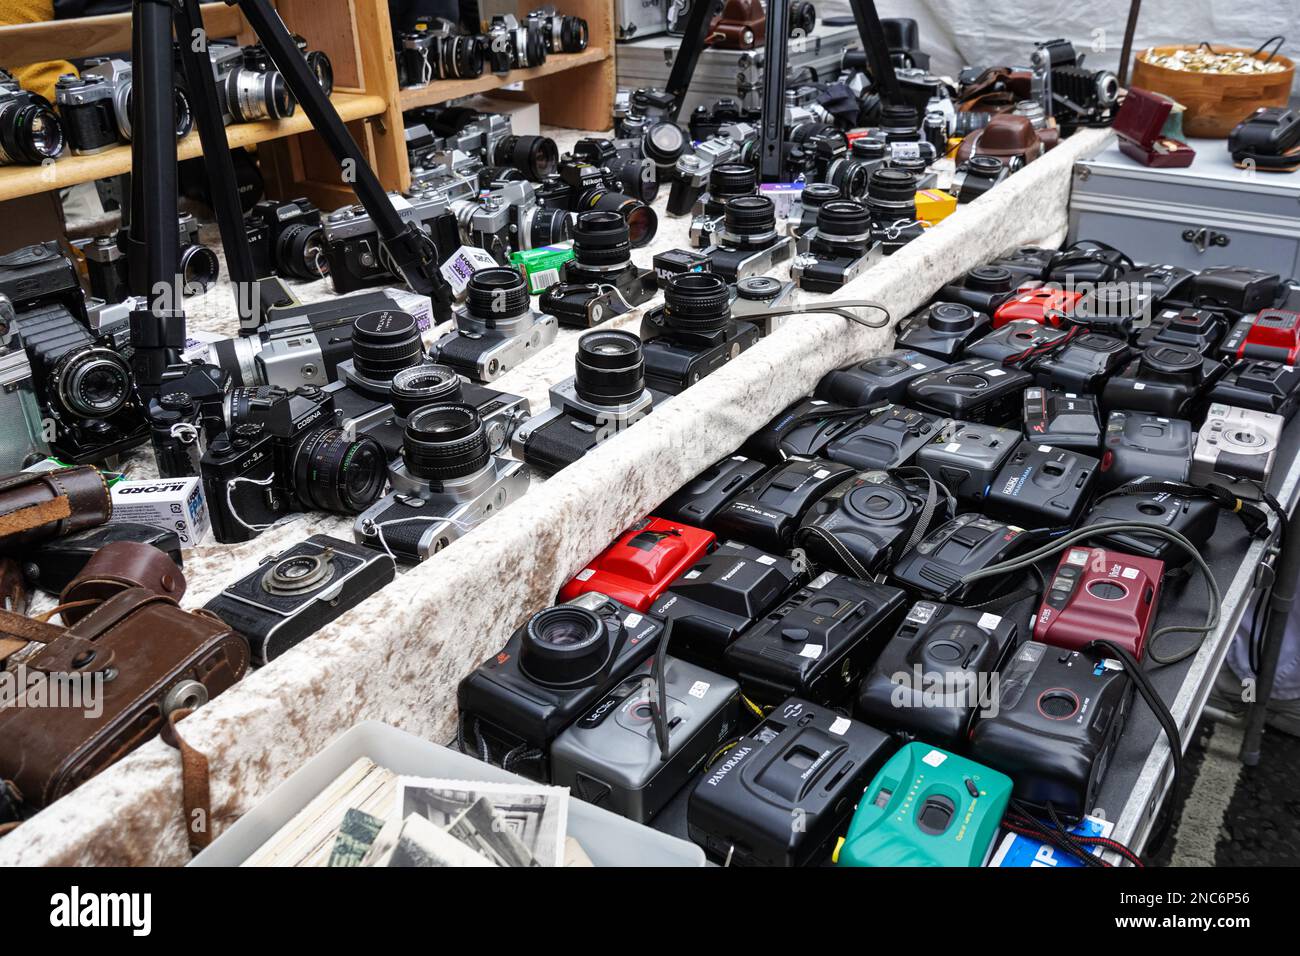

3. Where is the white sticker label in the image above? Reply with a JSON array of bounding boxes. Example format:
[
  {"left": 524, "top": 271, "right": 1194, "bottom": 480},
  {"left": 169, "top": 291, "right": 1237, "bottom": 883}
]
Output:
[
  {"left": 439, "top": 245, "right": 499, "bottom": 295},
  {"left": 829, "top": 716, "right": 852, "bottom": 736},
  {"left": 685, "top": 570, "right": 702, "bottom": 579},
  {"left": 624, "top": 613, "right": 642, "bottom": 628},
  {"left": 808, "top": 571, "right": 837, "bottom": 590},
  {"left": 912, "top": 362, "right": 928, "bottom": 370},
  {"left": 814, "top": 469, "right": 831, "bottom": 479},
  {"left": 811, "top": 400, "right": 827, "bottom": 406},
  {"left": 1121, "top": 566, "right": 1139, "bottom": 579},
  {"left": 688, "top": 680, "right": 710, "bottom": 699},
  {"left": 922, "top": 749, "right": 948, "bottom": 768},
  {"left": 756, "top": 554, "right": 777, "bottom": 565},
  {"left": 1133, "top": 383, "right": 1146, "bottom": 390},
  {"left": 978, "top": 612, "right": 1002, "bottom": 630},
  {"left": 575, "top": 568, "right": 596, "bottom": 581},
  {"left": 1038, "top": 445, "right": 1052, "bottom": 453},
  {"left": 945, "top": 442, "right": 962, "bottom": 452},
  {"left": 800, "top": 643, "right": 823, "bottom": 659},
  {"left": 1067, "top": 549, "right": 1090, "bottom": 566},
  {"left": 987, "top": 368, "right": 1006, "bottom": 377}
]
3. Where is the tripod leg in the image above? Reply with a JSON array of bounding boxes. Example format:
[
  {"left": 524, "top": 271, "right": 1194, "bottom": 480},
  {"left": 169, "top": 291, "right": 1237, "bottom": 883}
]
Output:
[
  {"left": 758, "top": 0, "right": 789, "bottom": 183},
  {"left": 232, "top": 0, "right": 453, "bottom": 317},
  {"left": 126, "top": 0, "right": 186, "bottom": 394},
  {"left": 664, "top": 0, "right": 720, "bottom": 124},
  {"left": 847, "top": 0, "right": 902, "bottom": 106}
]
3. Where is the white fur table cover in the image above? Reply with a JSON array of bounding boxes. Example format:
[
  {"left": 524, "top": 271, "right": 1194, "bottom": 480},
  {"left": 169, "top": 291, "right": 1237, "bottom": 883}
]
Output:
[{"left": 0, "top": 126, "right": 1111, "bottom": 865}]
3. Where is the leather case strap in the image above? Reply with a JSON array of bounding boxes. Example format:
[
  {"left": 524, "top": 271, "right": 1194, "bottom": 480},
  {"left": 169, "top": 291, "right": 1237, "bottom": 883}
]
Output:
[{"left": 0, "top": 467, "right": 112, "bottom": 550}]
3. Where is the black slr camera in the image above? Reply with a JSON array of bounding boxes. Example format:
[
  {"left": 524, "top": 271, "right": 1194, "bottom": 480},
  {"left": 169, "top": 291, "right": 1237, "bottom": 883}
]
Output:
[
  {"left": 0, "top": 242, "right": 146, "bottom": 463},
  {"left": 398, "top": 18, "right": 486, "bottom": 86},
  {"left": 457, "top": 592, "right": 665, "bottom": 779},
  {"left": 0, "top": 69, "right": 64, "bottom": 165},
  {"left": 200, "top": 384, "right": 387, "bottom": 543},
  {"left": 539, "top": 159, "right": 658, "bottom": 247},
  {"left": 513, "top": 329, "right": 655, "bottom": 476},
  {"left": 543, "top": 211, "right": 657, "bottom": 327},
  {"left": 792, "top": 199, "right": 877, "bottom": 292},
  {"left": 246, "top": 198, "right": 328, "bottom": 281},
  {"left": 55, "top": 58, "right": 190, "bottom": 154},
  {"left": 893, "top": 301, "right": 992, "bottom": 361},
  {"left": 640, "top": 272, "right": 760, "bottom": 395},
  {"left": 528, "top": 7, "right": 590, "bottom": 53}
]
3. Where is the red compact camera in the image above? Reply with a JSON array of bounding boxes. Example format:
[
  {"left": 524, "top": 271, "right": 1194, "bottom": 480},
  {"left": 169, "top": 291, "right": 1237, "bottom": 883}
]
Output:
[
  {"left": 559, "top": 516, "right": 717, "bottom": 612},
  {"left": 1033, "top": 546, "right": 1163, "bottom": 659},
  {"left": 993, "top": 286, "right": 1083, "bottom": 329},
  {"left": 1221, "top": 308, "right": 1300, "bottom": 365}
]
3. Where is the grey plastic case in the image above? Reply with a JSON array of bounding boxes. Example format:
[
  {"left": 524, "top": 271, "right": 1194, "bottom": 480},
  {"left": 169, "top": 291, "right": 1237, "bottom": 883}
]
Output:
[{"left": 914, "top": 422, "right": 1021, "bottom": 502}]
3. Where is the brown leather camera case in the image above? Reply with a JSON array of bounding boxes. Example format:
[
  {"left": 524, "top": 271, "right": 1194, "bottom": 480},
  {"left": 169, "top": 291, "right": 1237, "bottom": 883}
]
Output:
[
  {"left": 708, "top": 0, "right": 765, "bottom": 49},
  {"left": 0, "top": 466, "right": 111, "bottom": 551},
  {"left": 59, "top": 540, "right": 187, "bottom": 624},
  {"left": 0, "top": 589, "right": 247, "bottom": 811}
]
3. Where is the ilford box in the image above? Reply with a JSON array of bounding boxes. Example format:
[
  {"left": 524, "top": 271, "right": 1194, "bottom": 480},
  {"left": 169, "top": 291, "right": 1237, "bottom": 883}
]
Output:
[{"left": 109, "top": 476, "right": 212, "bottom": 547}]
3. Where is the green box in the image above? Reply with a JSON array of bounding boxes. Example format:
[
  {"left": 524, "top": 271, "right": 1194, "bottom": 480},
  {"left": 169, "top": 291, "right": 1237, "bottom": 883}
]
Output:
[{"left": 509, "top": 244, "right": 574, "bottom": 294}]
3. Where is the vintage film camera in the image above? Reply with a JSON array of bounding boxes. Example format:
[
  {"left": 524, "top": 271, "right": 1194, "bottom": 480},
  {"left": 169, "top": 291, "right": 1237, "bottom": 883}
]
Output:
[
  {"left": 486, "top": 14, "right": 549, "bottom": 72},
  {"left": 1101, "top": 343, "right": 1228, "bottom": 419},
  {"left": 457, "top": 592, "right": 665, "bottom": 779},
  {"left": 1033, "top": 333, "right": 1131, "bottom": 394},
  {"left": 528, "top": 7, "right": 590, "bottom": 53},
  {"left": 950, "top": 156, "right": 1009, "bottom": 204},
  {"left": 639, "top": 272, "right": 760, "bottom": 395},
  {"left": 1229, "top": 106, "right": 1300, "bottom": 170},
  {"left": 724, "top": 572, "right": 907, "bottom": 708},
  {"left": 985, "top": 441, "right": 1099, "bottom": 528},
  {"left": 656, "top": 454, "right": 766, "bottom": 527},
  {"left": 969, "top": 642, "right": 1133, "bottom": 821},
  {"left": 939, "top": 264, "right": 1020, "bottom": 315},
  {"left": 204, "top": 534, "right": 394, "bottom": 665},
  {"left": 538, "top": 158, "right": 658, "bottom": 247},
  {"left": 56, "top": 58, "right": 190, "bottom": 154},
  {"left": 246, "top": 198, "right": 328, "bottom": 281},
  {"left": 1080, "top": 481, "right": 1219, "bottom": 566},
  {"left": 200, "top": 384, "right": 387, "bottom": 543},
  {"left": 1220, "top": 307, "right": 1300, "bottom": 366},
  {"left": 904, "top": 358, "right": 1033, "bottom": 423},
  {"left": 858, "top": 603, "right": 1021, "bottom": 749},
  {"left": 817, "top": 349, "right": 949, "bottom": 407},
  {"left": 966, "top": 319, "right": 1070, "bottom": 364},
  {"left": 866, "top": 167, "right": 924, "bottom": 255},
  {"left": 551, "top": 656, "right": 740, "bottom": 823},
  {"left": 0, "top": 242, "right": 147, "bottom": 464},
  {"left": 1022, "top": 387, "right": 1102, "bottom": 451},
  {"left": 702, "top": 195, "right": 795, "bottom": 282},
  {"left": 914, "top": 423, "right": 1020, "bottom": 504},
  {"left": 1191, "top": 403, "right": 1284, "bottom": 495},
  {"left": 680, "top": 161, "right": 757, "bottom": 242},
  {"left": 559, "top": 516, "right": 717, "bottom": 613},
  {"left": 1034, "top": 546, "right": 1163, "bottom": 660},
  {"left": 322, "top": 190, "right": 459, "bottom": 295},
  {"left": 792, "top": 199, "right": 878, "bottom": 293},
  {"left": 543, "top": 211, "right": 657, "bottom": 327},
  {"left": 1134, "top": 306, "right": 1226, "bottom": 355},
  {"left": 824, "top": 404, "right": 952, "bottom": 471},
  {"left": 893, "top": 301, "right": 992, "bottom": 361},
  {"left": 836, "top": 743, "right": 1013, "bottom": 867},
  {"left": 687, "top": 698, "right": 896, "bottom": 867},
  {"left": 0, "top": 68, "right": 64, "bottom": 164},
  {"left": 206, "top": 42, "right": 294, "bottom": 124},
  {"left": 1098, "top": 410, "right": 1193, "bottom": 490},
  {"left": 432, "top": 267, "right": 559, "bottom": 383},
  {"left": 788, "top": 182, "right": 842, "bottom": 239},
  {"left": 649, "top": 539, "right": 803, "bottom": 666},
  {"left": 354, "top": 402, "right": 529, "bottom": 563},
  {"left": 0, "top": 291, "right": 50, "bottom": 472},
  {"left": 742, "top": 398, "right": 870, "bottom": 463},
  {"left": 796, "top": 470, "right": 953, "bottom": 579},
  {"left": 713, "top": 456, "right": 857, "bottom": 552},
  {"left": 1209, "top": 360, "right": 1300, "bottom": 420},
  {"left": 513, "top": 329, "right": 655, "bottom": 476},
  {"left": 398, "top": 18, "right": 485, "bottom": 87}
]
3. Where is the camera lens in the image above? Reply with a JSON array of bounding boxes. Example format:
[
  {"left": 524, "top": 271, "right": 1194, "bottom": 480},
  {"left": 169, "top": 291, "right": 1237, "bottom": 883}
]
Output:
[
  {"left": 172, "top": 88, "right": 194, "bottom": 139},
  {"left": 403, "top": 402, "right": 490, "bottom": 482},
  {"left": 880, "top": 104, "right": 920, "bottom": 140},
  {"left": 521, "top": 605, "right": 609, "bottom": 685},
  {"left": 525, "top": 19, "right": 548, "bottom": 66},
  {"left": 294, "top": 426, "right": 386, "bottom": 513},
  {"left": 227, "top": 66, "right": 294, "bottom": 123},
  {"left": 0, "top": 96, "right": 65, "bottom": 163},
  {"left": 575, "top": 329, "right": 645, "bottom": 406},
  {"left": 642, "top": 121, "right": 686, "bottom": 172},
  {"left": 710, "top": 162, "right": 757, "bottom": 200},
  {"left": 1143, "top": 344, "right": 1200, "bottom": 376},
  {"left": 262, "top": 550, "right": 336, "bottom": 596},
  {"left": 454, "top": 36, "right": 486, "bottom": 78},
  {"left": 572, "top": 210, "right": 630, "bottom": 267},
  {"left": 351, "top": 310, "right": 425, "bottom": 382},
  {"left": 390, "top": 363, "right": 463, "bottom": 416},
  {"left": 495, "top": 134, "right": 559, "bottom": 180},
  {"left": 736, "top": 275, "right": 783, "bottom": 301},
  {"left": 179, "top": 244, "right": 220, "bottom": 292},
  {"left": 966, "top": 265, "right": 1014, "bottom": 292},
  {"left": 581, "top": 191, "right": 657, "bottom": 247},
  {"left": 868, "top": 167, "right": 917, "bottom": 208},
  {"left": 663, "top": 272, "right": 731, "bottom": 335},
  {"left": 306, "top": 49, "right": 334, "bottom": 95},
  {"left": 52, "top": 347, "right": 132, "bottom": 418},
  {"left": 525, "top": 204, "right": 571, "bottom": 248},
  {"left": 277, "top": 222, "right": 328, "bottom": 279},
  {"left": 800, "top": 181, "right": 840, "bottom": 212},
  {"left": 816, "top": 199, "right": 871, "bottom": 242},
  {"left": 722, "top": 194, "right": 777, "bottom": 246},
  {"left": 928, "top": 301, "right": 978, "bottom": 332},
  {"left": 850, "top": 138, "right": 886, "bottom": 161},
  {"left": 561, "top": 16, "right": 589, "bottom": 52},
  {"left": 969, "top": 155, "right": 1005, "bottom": 177},
  {"left": 466, "top": 267, "right": 529, "bottom": 323},
  {"left": 830, "top": 158, "right": 870, "bottom": 201}
]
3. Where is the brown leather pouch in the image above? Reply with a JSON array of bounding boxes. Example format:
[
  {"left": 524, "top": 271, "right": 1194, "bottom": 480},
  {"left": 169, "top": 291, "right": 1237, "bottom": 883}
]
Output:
[
  {"left": 708, "top": 0, "right": 765, "bottom": 49},
  {"left": 0, "top": 466, "right": 111, "bottom": 552},
  {"left": 59, "top": 540, "right": 186, "bottom": 624},
  {"left": 0, "top": 589, "right": 248, "bottom": 812}
]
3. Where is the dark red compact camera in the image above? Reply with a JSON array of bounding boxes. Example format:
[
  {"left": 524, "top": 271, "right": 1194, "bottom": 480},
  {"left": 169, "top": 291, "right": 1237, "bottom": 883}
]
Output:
[
  {"left": 1221, "top": 308, "right": 1300, "bottom": 366},
  {"left": 993, "top": 285, "right": 1083, "bottom": 329},
  {"left": 558, "top": 516, "right": 717, "bottom": 612},
  {"left": 1033, "top": 546, "right": 1164, "bottom": 659}
]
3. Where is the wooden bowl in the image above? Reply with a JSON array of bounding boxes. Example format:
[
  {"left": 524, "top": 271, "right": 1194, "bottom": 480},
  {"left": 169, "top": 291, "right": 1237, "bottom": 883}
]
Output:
[{"left": 1131, "top": 45, "right": 1295, "bottom": 138}]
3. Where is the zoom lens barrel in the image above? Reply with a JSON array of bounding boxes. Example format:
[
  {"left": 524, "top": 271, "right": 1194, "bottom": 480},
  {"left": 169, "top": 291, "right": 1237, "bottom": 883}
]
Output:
[
  {"left": 663, "top": 272, "right": 731, "bottom": 335},
  {"left": 294, "top": 427, "right": 386, "bottom": 513},
  {"left": 521, "top": 604, "right": 609, "bottom": 685},
  {"left": 466, "top": 267, "right": 530, "bottom": 322},
  {"left": 402, "top": 402, "right": 490, "bottom": 482},
  {"left": 0, "top": 97, "right": 65, "bottom": 164},
  {"left": 495, "top": 134, "right": 559, "bottom": 180},
  {"left": 351, "top": 310, "right": 425, "bottom": 382},
  {"left": 575, "top": 329, "right": 645, "bottom": 406},
  {"left": 390, "top": 363, "right": 463, "bottom": 417},
  {"left": 816, "top": 199, "right": 872, "bottom": 246},
  {"left": 572, "top": 210, "right": 631, "bottom": 267},
  {"left": 721, "top": 194, "right": 777, "bottom": 245}
]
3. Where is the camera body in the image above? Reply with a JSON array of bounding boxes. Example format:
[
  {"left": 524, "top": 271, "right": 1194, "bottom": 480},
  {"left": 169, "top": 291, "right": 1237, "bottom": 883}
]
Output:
[
  {"left": 1099, "top": 410, "right": 1193, "bottom": 490},
  {"left": 966, "top": 319, "right": 1070, "bottom": 363},
  {"left": 837, "top": 743, "right": 1013, "bottom": 867},
  {"left": 1033, "top": 332, "right": 1131, "bottom": 393},
  {"left": 657, "top": 454, "right": 765, "bottom": 527},
  {"left": 0, "top": 72, "right": 64, "bottom": 165},
  {"left": 986, "top": 440, "right": 1098, "bottom": 528},
  {"left": 893, "top": 302, "right": 992, "bottom": 361},
  {"left": 558, "top": 516, "right": 717, "bottom": 613},
  {"left": 207, "top": 42, "right": 293, "bottom": 125},
  {"left": 905, "top": 357, "right": 1032, "bottom": 423},
  {"left": 1022, "top": 387, "right": 1101, "bottom": 451},
  {"left": 702, "top": 195, "right": 795, "bottom": 282},
  {"left": 649, "top": 539, "right": 803, "bottom": 666},
  {"left": 322, "top": 190, "right": 459, "bottom": 294},
  {"left": 743, "top": 398, "right": 869, "bottom": 463},
  {"left": 798, "top": 470, "right": 952, "bottom": 578},
  {"left": 939, "top": 265, "right": 1020, "bottom": 315},
  {"left": 825, "top": 404, "right": 952, "bottom": 470},
  {"left": 247, "top": 198, "right": 326, "bottom": 281},
  {"left": 1101, "top": 344, "right": 1227, "bottom": 418},
  {"left": 1220, "top": 308, "right": 1300, "bottom": 366},
  {"left": 640, "top": 274, "right": 760, "bottom": 395},
  {"left": 1191, "top": 402, "right": 1283, "bottom": 495},
  {"left": 0, "top": 297, "right": 49, "bottom": 472},
  {"left": 486, "top": 14, "right": 548, "bottom": 72},
  {"left": 688, "top": 697, "right": 896, "bottom": 867},
  {"left": 204, "top": 534, "right": 395, "bottom": 665},
  {"left": 0, "top": 242, "right": 146, "bottom": 464},
  {"left": 858, "top": 603, "right": 1021, "bottom": 748},
  {"left": 818, "top": 349, "right": 949, "bottom": 407},
  {"left": 714, "top": 456, "right": 857, "bottom": 552},
  {"left": 1135, "top": 307, "right": 1226, "bottom": 355},
  {"left": 457, "top": 591, "right": 665, "bottom": 779},
  {"left": 1034, "top": 546, "right": 1163, "bottom": 659},
  {"left": 1209, "top": 360, "right": 1300, "bottom": 419},
  {"left": 1229, "top": 106, "right": 1300, "bottom": 169},
  {"left": 1191, "top": 265, "right": 1280, "bottom": 317},
  {"left": 433, "top": 267, "right": 559, "bottom": 382},
  {"left": 992, "top": 285, "right": 1082, "bottom": 329},
  {"left": 550, "top": 656, "right": 740, "bottom": 823},
  {"left": 792, "top": 200, "right": 879, "bottom": 293},
  {"left": 1081, "top": 481, "right": 1219, "bottom": 565},
  {"left": 914, "top": 424, "right": 1021, "bottom": 504}
]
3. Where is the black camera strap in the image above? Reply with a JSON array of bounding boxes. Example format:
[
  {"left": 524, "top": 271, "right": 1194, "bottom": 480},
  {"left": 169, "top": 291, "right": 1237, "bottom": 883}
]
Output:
[
  {"left": 650, "top": 617, "right": 675, "bottom": 762},
  {"left": 1092, "top": 480, "right": 1275, "bottom": 541}
]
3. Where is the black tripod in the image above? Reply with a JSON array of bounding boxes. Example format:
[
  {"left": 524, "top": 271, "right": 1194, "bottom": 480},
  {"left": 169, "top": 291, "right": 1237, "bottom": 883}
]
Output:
[{"left": 124, "top": 0, "right": 454, "bottom": 395}]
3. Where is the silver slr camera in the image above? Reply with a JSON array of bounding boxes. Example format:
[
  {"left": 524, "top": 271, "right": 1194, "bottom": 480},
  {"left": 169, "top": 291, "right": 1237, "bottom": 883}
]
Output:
[
  {"left": 1192, "top": 402, "right": 1284, "bottom": 496},
  {"left": 354, "top": 402, "right": 529, "bottom": 562},
  {"left": 432, "top": 267, "right": 558, "bottom": 382}
]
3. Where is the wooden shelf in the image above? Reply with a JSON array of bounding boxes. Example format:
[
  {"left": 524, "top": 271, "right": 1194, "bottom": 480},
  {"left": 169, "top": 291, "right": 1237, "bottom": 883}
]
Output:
[
  {"left": 398, "top": 47, "right": 609, "bottom": 111},
  {"left": 0, "top": 92, "right": 386, "bottom": 203}
]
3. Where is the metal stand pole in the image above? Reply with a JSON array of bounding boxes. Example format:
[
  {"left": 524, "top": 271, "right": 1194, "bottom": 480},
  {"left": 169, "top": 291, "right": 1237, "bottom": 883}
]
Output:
[
  {"left": 758, "top": 0, "right": 789, "bottom": 183},
  {"left": 1241, "top": 505, "right": 1300, "bottom": 765}
]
